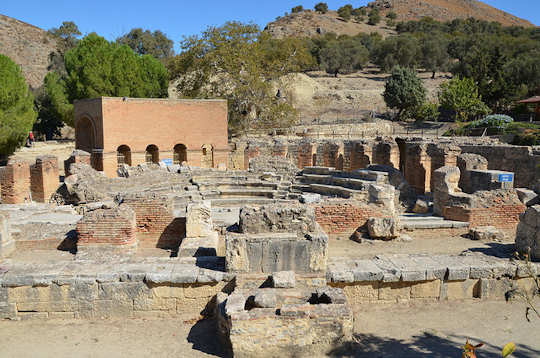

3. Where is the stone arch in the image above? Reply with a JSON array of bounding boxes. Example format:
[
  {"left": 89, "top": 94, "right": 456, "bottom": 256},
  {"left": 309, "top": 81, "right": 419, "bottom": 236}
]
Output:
[
  {"left": 145, "top": 144, "right": 160, "bottom": 164},
  {"left": 117, "top": 145, "right": 132, "bottom": 167},
  {"left": 173, "top": 144, "right": 188, "bottom": 165},
  {"left": 201, "top": 144, "right": 214, "bottom": 168},
  {"left": 75, "top": 117, "right": 96, "bottom": 153}
]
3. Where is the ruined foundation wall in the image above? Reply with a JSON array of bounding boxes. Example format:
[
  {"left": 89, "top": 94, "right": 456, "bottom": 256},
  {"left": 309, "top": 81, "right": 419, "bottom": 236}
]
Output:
[
  {"left": 460, "top": 145, "right": 540, "bottom": 188},
  {"left": 30, "top": 156, "right": 59, "bottom": 203},
  {"left": 0, "top": 161, "right": 31, "bottom": 204},
  {"left": 314, "top": 200, "right": 388, "bottom": 234}
]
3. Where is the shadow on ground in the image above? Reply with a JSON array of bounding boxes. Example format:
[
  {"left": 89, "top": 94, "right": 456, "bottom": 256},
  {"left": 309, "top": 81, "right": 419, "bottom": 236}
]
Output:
[
  {"left": 328, "top": 332, "right": 540, "bottom": 358},
  {"left": 187, "top": 318, "right": 229, "bottom": 358},
  {"left": 468, "top": 242, "right": 516, "bottom": 259}
]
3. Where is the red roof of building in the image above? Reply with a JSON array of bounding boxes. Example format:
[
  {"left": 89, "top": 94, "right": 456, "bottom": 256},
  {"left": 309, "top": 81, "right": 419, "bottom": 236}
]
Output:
[{"left": 517, "top": 96, "right": 540, "bottom": 104}]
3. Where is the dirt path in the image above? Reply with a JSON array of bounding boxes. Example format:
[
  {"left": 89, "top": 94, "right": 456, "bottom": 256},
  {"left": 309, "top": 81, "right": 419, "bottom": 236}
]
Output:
[
  {"left": 8, "top": 141, "right": 75, "bottom": 176},
  {"left": 0, "top": 301, "right": 537, "bottom": 358}
]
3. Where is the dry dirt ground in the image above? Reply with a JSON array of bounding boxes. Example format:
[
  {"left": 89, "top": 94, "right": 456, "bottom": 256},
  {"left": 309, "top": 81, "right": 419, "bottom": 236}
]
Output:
[
  {"left": 8, "top": 141, "right": 75, "bottom": 176},
  {"left": 0, "top": 300, "right": 538, "bottom": 358},
  {"left": 284, "top": 69, "right": 449, "bottom": 123}
]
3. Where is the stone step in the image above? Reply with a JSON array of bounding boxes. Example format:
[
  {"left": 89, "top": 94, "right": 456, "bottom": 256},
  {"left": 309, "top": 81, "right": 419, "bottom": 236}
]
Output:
[
  {"left": 331, "top": 177, "right": 372, "bottom": 191},
  {"left": 203, "top": 189, "right": 277, "bottom": 199},
  {"left": 308, "top": 184, "right": 367, "bottom": 200},
  {"left": 302, "top": 166, "right": 335, "bottom": 175},
  {"left": 178, "top": 232, "right": 219, "bottom": 257},
  {"left": 210, "top": 198, "right": 293, "bottom": 207},
  {"left": 399, "top": 215, "right": 469, "bottom": 230},
  {"left": 299, "top": 174, "right": 333, "bottom": 185},
  {"left": 348, "top": 169, "right": 389, "bottom": 183},
  {"left": 194, "top": 181, "right": 280, "bottom": 191}
]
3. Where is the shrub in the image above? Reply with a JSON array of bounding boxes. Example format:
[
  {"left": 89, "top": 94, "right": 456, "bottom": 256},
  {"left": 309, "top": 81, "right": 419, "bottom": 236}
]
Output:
[
  {"left": 414, "top": 102, "right": 439, "bottom": 122},
  {"left": 314, "top": 2, "right": 328, "bottom": 13},
  {"left": 368, "top": 9, "right": 381, "bottom": 25},
  {"left": 338, "top": 5, "right": 353, "bottom": 21},
  {"left": 292, "top": 5, "right": 304, "bottom": 13}
]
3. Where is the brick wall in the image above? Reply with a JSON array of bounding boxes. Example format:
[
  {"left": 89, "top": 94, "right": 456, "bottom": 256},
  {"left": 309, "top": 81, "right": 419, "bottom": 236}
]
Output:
[
  {"left": 0, "top": 161, "right": 31, "bottom": 204},
  {"left": 314, "top": 201, "right": 386, "bottom": 234},
  {"left": 77, "top": 205, "right": 136, "bottom": 247},
  {"left": 30, "top": 156, "right": 59, "bottom": 203},
  {"left": 122, "top": 196, "right": 185, "bottom": 249},
  {"left": 444, "top": 204, "right": 526, "bottom": 230}
]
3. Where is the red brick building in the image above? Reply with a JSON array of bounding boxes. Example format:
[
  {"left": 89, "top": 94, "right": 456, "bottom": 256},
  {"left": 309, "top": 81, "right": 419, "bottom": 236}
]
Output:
[{"left": 74, "top": 97, "right": 229, "bottom": 177}]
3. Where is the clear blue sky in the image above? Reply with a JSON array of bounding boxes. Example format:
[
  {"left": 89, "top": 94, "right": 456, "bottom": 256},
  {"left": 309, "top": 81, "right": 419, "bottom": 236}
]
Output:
[{"left": 1, "top": 0, "right": 538, "bottom": 52}]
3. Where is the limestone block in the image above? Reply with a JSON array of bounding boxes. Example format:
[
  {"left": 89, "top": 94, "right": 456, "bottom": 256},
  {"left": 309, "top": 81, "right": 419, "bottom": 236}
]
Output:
[
  {"left": 340, "top": 282, "right": 379, "bottom": 304},
  {"left": 410, "top": 280, "right": 441, "bottom": 298},
  {"left": 300, "top": 193, "right": 321, "bottom": 204},
  {"left": 516, "top": 188, "right": 538, "bottom": 206},
  {"left": 469, "top": 226, "right": 504, "bottom": 241},
  {"left": 0, "top": 214, "right": 14, "bottom": 258},
  {"left": 178, "top": 232, "right": 219, "bottom": 257},
  {"left": 412, "top": 198, "right": 430, "bottom": 214},
  {"left": 469, "top": 169, "right": 515, "bottom": 192},
  {"left": 272, "top": 271, "right": 296, "bottom": 288},
  {"left": 367, "top": 217, "right": 399, "bottom": 240},
  {"left": 379, "top": 282, "right": 411, "bottom": 301},
  {"left": 225, "top": 232, "right": 328, "bottom": 274},
  {"left": 516, "top": 205, "right": 540, "bottom": 261},
  {"left": 254, "top": 291, "right": 277, "bottom": 308},
  {"left": 239, "top": 204, "right": 317, "bottom": 236},
  {"left": 186, "top": 201, "right": 213, "bottom": 238},
  {"left": 433, "top": 166, "right": 461, "bottom": 216}
]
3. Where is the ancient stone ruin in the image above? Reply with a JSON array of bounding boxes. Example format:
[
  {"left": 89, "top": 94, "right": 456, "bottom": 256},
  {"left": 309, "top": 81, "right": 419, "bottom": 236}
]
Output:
[{"left": 1, "top": 127, "right": 540, "bottom": 355}]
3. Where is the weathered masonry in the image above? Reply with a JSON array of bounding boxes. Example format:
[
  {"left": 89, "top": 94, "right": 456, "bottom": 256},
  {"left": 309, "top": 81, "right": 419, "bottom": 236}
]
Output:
[{"left": 74, "top": 97, "right": 229, "bottom": 177}]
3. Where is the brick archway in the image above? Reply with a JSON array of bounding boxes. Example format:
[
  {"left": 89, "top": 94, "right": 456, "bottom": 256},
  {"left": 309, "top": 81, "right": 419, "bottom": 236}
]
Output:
[
  {"left": 145, "top": 145, "right": 160, "bottom": 164},
  {"left": 117, "top": 145, "right": 132, "bottom": 167},
  {"left": 173, "top": 144, "right": 187, "bottom": 165},
  {"left": 75, "top": 117, "right": 96, "bottom": 153}
]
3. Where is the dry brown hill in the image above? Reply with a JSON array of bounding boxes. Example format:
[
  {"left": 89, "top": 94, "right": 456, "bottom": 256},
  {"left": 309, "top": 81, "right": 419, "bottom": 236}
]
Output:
[
  {"left": 265, "top": 10, "right": 395, "bottom": 39},
  {"left": 0, "top": 14, "right": 57, "bottom": 89},
  {"left": 369, "top": 0, "right": 535, "bottom": 27},
  {"left": 265, "top": 0, "right": 535, "bottom": 39}
]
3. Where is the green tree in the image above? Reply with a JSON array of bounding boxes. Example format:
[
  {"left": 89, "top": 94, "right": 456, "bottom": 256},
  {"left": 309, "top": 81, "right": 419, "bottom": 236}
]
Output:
[
  {"left": 338, "top": 5, "right": 353, "bottom": 21},
  {"left": 383, "top": 66, "right": 426, "bottom": 119},
  {"left": 439, "top": 77, "right": 490, "bottom": 122},
  {"left": 64, "top": 33, "right": 168, "bottom": 101},
  {"left": 372, "top": 34, "right": 420, "bottom": 72},
  {"left": 320, "top": 38, "right": 369, "bottom": 76},
  {"left": 314, "top": 2, "right": 329, "bottom": 14},
  {"left": 0, "top": 55, "right": 37, "bottom": 155},
  {"left": 116, "top": 28, "right": 174, "bottom": 60},
  {"left": 292, "top": 5, "right": 303, "bottom": 13},
  {"left": 368, "top": 9, "right": 381, "bottom": 25},
  {"left": 168, "top": 22, "right": 313, "bottom": 133},
  {"left": 48, "top": 21, "right": 82, "bottom": 55},
  {"left": 420, "top": 34, "right": 450, "bottom": 78}
]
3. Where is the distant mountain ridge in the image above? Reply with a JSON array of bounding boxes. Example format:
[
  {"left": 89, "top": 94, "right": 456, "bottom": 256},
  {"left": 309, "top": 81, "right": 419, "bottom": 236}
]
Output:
[
  {"left": 265, "top": 0, "right": 535, "bottom": 39},
  {"left": 0, "top": 14, "right": 56, "bottom": 89}
]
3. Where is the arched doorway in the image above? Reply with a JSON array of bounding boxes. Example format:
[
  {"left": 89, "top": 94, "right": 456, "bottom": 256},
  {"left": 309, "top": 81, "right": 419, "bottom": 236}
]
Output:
[
  {"left": 75, "top": 117, "right": 95, "bottom": 153},
  {"left": 173, "top": 144, "right": 187, "bottom": 165},
  {"left": 117, "top": 145, "right": 132, "bottom": 168},
  {"left": 145, "top": 145, "right": 159, "bottom": 164},
  {"left": 201, "top": 144, "right": 214, "bottom": 168}
]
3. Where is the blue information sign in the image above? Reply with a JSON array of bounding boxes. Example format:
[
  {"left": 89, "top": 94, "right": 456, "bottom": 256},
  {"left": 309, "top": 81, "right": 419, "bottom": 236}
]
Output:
[
  {"left": 498, "top": 173, "right": 514, "bottom": 183},
  {"left": 161, "top": 159, "right": 173, "bottom": 166}
]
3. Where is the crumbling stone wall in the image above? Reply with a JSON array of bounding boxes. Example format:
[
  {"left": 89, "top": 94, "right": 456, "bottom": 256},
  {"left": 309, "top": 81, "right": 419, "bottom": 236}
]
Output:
[
  {"left": 516, "top": 206, "right": 540, "bottom": 261},
  {"left": 64, "top": 150, "right": 91, "bottom": 177},
  {"left": 30, "top": 156, "right": 59, "bottom": 203},
  {"left": 433, "top": 166, "right": 525, "bottom": 231},
  {"left": 460, "top": 145, "right": 540, "bottom": 188},
  {"left": 121, "top": 193, "right": 185, "bottom": 249},
  {"left": 76, "top": 204, "right": 137, "bottom": 251},
  {"left": 314, "top": 200, "right": 387, "bottom": 234},
  {"left": 457, "top": 153, "right": 488, "bottom": 193},
  {"left": 239, "top": 204, "right": 318, "bottom": 236}
]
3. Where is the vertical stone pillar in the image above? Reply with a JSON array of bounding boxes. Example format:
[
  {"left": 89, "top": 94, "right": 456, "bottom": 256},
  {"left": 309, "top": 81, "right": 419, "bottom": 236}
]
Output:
[
  {"left": 0, "top": 160, "right": 31, "bottom": 204},
  {"left": 404, "top": 143, "right": 431, "bottom": 195},
  {"left": 64, "top": 150, "right": 91, "bottom": 177},
  {"left": 30, "top": 156, "right": 60, "bottom": 203},
  {"left": 186, "top": 201, "right": 213, "bottom": 238},
  {"left": 373, "top": 140, "right": 400, "bottom": 168},
  {"left": 350, "top": 142, "right": 372, "bottom": 170},
  {"left": 432, "top": 166, "right": 461, "bottom": 216},
  {"left": 213, "top": 148, "right": 229, "bottom": 169},
  {"left": 0, "top": 214, "right": 15, "bottom": 258}
]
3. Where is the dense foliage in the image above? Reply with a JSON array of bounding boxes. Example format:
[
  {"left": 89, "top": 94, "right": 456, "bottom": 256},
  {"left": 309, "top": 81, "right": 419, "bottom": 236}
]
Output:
[
  {"left": 168, "top": 22, "right": 314, "bottom": 134},
  {"left": 438, "top": 77, "right": 490, "bottom": 122},
  {"left": 0, "top": 55, "right": 37, "bottom": 155},
  {"left": 314, "top": 2, "right": 328, "bottom": 14},
  {"left": 383, "top": 66, "right": 426, "bottom": 119},
  {"left": 117, "top": 28, "right": 174, "bottom": 60}
]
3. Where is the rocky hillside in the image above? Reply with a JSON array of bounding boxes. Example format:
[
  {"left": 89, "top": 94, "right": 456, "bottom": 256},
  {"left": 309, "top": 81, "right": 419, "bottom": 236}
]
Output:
[
  {"left": 0, "top": 14, "right": 57, "bottom": 89},
  {"left": 266, "top": 1, "right": 535, "bottom": 39},
  {"left": 265, "top": 10, "right": 395, "bottom": 39},
  {"left": 369, "top": 0, "right": 535, "bottom": 27}
]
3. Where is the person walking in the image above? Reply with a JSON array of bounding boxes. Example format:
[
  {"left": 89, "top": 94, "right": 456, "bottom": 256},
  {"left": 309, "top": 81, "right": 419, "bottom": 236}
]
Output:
[{"left": 28, "top": 131, "right": 34, "bottom": 147}]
